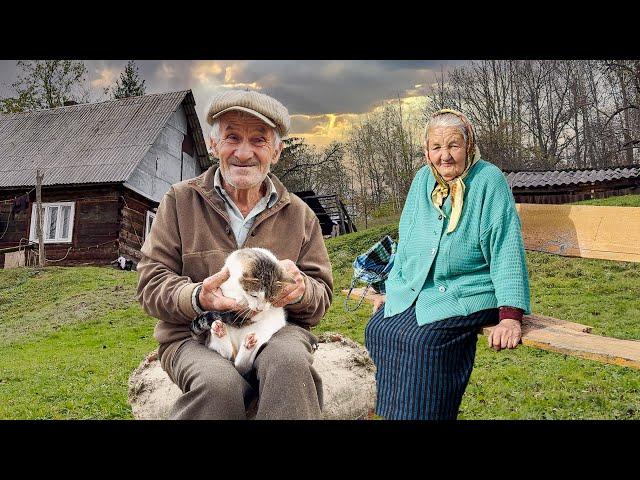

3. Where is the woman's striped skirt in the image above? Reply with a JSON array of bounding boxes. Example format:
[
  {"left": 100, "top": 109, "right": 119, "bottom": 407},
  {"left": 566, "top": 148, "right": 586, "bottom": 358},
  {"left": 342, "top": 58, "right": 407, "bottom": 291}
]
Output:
[{"left": 364, "top": 305, "right": 498, "bottom": 420}]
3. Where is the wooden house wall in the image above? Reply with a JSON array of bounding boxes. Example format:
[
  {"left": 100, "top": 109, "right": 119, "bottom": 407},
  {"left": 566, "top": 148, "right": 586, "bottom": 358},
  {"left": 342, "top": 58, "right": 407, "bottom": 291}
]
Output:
[
  {"left": 0, "top": 189, "right": 33, "bottom": 262},
  {"left": 0, "top": 185, "right": 120, "bottom": 268},
  {"left": 512, "top": 179, "right": 640, "bottom": 204},
  {"left": 118, "top": 187, "right": 157, "bottom": 262}
]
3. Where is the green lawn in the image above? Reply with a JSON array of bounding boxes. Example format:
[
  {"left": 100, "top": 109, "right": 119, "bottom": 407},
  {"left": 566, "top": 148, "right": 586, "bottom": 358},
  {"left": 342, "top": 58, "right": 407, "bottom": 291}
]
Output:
[
  {"left": 1, "top": 225, "right": 639, "bottom": 419},
  {"left": 0, "top": 267, "right": 156, "bottom": 419},
  {"left": 571, "top": 194, "right": 640, "bottom": 207}
]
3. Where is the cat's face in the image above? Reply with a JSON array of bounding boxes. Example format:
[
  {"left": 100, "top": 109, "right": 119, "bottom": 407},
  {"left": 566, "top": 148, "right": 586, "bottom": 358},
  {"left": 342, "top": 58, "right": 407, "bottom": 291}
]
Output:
[{"left": 224, "top": 248, "right": 295, "bottom": 312}]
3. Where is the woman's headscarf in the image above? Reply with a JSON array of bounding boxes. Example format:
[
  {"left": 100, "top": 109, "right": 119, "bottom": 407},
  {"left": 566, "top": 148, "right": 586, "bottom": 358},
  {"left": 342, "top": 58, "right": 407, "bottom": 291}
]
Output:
[{"left": 426, "top": 108, "right": 481, "bottom": 233}]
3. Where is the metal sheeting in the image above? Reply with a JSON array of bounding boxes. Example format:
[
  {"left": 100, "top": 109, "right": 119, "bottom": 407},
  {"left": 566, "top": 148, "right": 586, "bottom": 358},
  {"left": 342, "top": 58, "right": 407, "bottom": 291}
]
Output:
[
  {"left": 0, "top": 91, "right": 192, "bottom": 187},
  {"left": 505, "top": 166, "right": 640, "bottom": 189}
]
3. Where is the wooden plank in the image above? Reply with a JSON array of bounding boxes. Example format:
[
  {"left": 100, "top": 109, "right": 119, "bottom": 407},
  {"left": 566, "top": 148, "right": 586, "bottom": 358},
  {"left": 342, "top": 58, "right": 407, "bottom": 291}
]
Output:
[
  {"left": 342, "top": 288, "right": 640, "bottom": 369},
  {"left": 4, "top": 250, "right": 25, "bottom": 268},
  {"left": 0, "top": 243, "right": 35, "bottom": 254},
  {"left": 343, "top": 288, "right": 593, "bottom": 332},
  {"left": 484, "top": 322, "right": 640, "bottom": 369},
  {"left": 517, "top": 313, "right": 592, "bottom": 334},
  {"left": 516, "top": 203, "right": 640, "bottom": 263}
]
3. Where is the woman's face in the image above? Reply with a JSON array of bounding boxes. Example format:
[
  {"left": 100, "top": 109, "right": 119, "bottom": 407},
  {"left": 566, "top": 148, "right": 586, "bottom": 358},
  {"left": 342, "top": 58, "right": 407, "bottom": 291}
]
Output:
[{"left": 425, "top": 126, "right": 467, "bottom": 181}]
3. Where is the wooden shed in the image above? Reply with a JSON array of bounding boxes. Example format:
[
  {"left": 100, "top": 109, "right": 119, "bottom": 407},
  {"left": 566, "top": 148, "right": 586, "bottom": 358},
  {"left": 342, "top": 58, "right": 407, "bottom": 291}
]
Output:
[
  {"left": 505, "top": 165, "right": 640, "bottom": 204},
  {"left": 0, "top": 90, "right": 210, "bottom": 268},
  {"left": 294, "top": 190, "right": 357, "bottom": 236}
]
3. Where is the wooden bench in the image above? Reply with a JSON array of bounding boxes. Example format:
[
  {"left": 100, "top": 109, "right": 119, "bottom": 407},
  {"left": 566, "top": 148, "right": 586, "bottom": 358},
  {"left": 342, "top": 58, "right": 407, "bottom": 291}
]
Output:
[{"left": 343, "top": 288, "right": 640, "bottom": 370}]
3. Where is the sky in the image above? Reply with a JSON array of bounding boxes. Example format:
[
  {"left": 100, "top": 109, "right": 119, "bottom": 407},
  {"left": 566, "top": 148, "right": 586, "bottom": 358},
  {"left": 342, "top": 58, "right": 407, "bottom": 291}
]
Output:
[{"left": 0, "top": 60, "right": 468, "bottom": 148}]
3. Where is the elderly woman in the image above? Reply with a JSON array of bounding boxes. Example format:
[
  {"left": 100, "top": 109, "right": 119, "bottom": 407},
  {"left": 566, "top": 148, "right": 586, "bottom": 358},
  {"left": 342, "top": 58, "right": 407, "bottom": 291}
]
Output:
[{"left": 364, "top": 109, "right": 531, "bottom": 420}]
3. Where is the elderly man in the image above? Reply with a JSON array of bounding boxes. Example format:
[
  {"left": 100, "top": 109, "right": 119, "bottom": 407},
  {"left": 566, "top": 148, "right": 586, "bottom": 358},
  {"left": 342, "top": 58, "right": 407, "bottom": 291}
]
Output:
[{"left": 136, "top": 90, "right": 333, "bottom": 420}]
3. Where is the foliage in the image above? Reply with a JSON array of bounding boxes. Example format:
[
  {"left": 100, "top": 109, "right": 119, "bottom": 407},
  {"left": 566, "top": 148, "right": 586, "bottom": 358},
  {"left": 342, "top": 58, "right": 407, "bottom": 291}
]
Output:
[
  {"left": 273, "top": 137, "right": 349, "bottom": 197},
  {"left": 105, "top": 61, "right": 146, "bottom": 99},
  {"left": 427, "top": 60, "right": 640, "bottom": 170},
  {"left": 0, "top": 60, "right": 88, "bottom": 113}
]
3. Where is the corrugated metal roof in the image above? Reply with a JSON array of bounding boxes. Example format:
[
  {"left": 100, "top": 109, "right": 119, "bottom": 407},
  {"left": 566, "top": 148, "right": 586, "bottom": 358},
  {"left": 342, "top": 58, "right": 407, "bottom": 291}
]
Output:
[
  {"left": 505, "top": 166, "right": 640, "bottom": 189},
  {"left": 0, "top": 90, "right": 207, "bottom": 188}
]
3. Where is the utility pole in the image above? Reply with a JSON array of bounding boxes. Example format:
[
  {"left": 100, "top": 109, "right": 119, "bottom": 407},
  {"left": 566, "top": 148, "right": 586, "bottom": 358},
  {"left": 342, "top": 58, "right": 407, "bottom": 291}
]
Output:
[{"left": 36, "top": 169, "right": 45, "bottom": 267}]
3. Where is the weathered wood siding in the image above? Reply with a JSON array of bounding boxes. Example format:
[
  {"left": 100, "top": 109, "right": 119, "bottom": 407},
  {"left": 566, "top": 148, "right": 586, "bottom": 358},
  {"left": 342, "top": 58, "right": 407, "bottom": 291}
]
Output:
[
  {"left": 0, "top": 185, "right": 120, "bottom": 267},
  {"left": 512, "top": 179, "right": 640, "bottom": 204},
  {"left": 124, "top": 106, "right": 202, "bottom": 203},
  {"left": 119, "top": 187, "right": 157, "bottom": 262},
  {"left": 0, "top": 189, "right": 33, "bottom": 263}
]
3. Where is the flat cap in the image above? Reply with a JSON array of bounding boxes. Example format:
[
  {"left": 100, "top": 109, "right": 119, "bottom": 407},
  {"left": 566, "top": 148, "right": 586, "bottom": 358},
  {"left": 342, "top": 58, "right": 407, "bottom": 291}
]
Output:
[{"left": 206, "top": 89, "right": 291, "bottom": 137}]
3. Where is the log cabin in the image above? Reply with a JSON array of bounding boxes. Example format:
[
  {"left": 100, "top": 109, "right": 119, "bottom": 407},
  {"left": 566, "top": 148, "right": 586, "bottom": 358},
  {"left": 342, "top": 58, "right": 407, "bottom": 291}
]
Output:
[{"left": 0, "top": 90, "right": 210, "bottom": 267}]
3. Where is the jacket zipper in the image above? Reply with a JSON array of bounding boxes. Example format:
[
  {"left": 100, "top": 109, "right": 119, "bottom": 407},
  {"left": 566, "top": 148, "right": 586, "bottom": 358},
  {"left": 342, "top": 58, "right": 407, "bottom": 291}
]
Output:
[{"left": 188, "top": 182, "right": 289, "bottom": 248}]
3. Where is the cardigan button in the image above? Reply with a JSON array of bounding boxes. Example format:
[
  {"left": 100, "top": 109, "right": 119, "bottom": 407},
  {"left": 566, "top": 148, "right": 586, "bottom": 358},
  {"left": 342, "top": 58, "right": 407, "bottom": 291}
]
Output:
[
  {"left": 431, "top": 248, "right": 436, "bottom": 255},
  {"left": 438, "top": 215, "right": 443, "bottom": 220},
  {"left": 438, "top": 286, "right": 446, "bottom": 293}
]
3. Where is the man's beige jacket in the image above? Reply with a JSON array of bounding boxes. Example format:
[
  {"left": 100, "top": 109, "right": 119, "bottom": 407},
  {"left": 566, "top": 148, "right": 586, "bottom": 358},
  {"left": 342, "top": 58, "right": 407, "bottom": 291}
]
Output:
[{"left": 136, "top": 167, "right": 333, "bottom": 373}]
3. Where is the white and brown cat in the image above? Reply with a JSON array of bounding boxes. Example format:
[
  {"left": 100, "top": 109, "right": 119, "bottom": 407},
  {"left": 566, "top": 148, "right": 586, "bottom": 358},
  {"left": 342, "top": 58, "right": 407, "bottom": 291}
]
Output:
[{"left": 207, "top": 247, "right": 296, "bottom": 375}]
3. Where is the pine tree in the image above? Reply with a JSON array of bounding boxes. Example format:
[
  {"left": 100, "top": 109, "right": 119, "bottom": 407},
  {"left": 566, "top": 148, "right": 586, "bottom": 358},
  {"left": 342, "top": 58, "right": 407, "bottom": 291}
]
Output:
[{"left": 107, "top": 61, "right": 146, "bottom": 99}]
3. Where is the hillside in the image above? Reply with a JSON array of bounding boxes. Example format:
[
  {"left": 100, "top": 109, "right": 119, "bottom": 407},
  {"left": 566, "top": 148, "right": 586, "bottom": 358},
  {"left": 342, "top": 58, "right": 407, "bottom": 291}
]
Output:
[{"left": 0, "top": 224, "right": 639, "bottom": 419}]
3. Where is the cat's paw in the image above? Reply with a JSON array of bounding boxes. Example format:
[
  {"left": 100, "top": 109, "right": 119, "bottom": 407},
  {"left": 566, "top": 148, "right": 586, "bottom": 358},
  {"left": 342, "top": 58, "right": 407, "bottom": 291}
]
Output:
[
  {"left": 211, "top": 320, "right": 227, "bottom": 338},
  {"left": 244, "top": 332, "right": 258, "bottom": 350}
]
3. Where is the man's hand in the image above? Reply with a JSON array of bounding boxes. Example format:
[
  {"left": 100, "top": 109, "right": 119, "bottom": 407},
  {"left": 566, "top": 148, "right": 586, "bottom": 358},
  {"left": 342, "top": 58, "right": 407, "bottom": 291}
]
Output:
[
  {"left": 199, "top": 267, "right": 244, "bottom": 312},
  {"left": 487, "top": 318, "right": 522, "bottom": 351},
  {"left": 272, "top": 259, "right": 306, "bottom": 308}
]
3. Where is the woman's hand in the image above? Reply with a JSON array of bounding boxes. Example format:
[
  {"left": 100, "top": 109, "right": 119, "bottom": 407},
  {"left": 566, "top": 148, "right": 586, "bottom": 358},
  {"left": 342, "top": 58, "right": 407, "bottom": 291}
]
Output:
[
  {"left": 488, "top": 318, "right": 522, "bottom": 351},
  {"left": 372, "top": 295, "right": 386, "bottom": 314}
]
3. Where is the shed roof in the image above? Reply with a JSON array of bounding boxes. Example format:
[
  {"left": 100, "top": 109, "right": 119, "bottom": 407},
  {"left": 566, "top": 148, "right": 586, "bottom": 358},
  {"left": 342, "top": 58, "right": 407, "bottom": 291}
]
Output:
[
  {"left": 0, "top": 90, "right": 210, "bottom": 189},
  {"left": 505, "top": 166, "right": 640, "bottom": 189}
]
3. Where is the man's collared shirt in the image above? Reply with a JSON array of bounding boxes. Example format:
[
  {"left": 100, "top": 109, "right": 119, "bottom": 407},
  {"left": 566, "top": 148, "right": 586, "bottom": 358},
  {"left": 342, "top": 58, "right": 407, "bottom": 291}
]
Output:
[{"left": 213, "top": 167, "right": 279, "bottom": 247}]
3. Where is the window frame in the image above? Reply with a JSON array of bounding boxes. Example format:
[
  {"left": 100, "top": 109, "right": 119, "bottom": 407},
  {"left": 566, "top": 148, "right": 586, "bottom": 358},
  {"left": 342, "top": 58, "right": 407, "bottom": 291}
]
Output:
[{"left": 29, "top": 202, "right": 75, "bottom": 244}]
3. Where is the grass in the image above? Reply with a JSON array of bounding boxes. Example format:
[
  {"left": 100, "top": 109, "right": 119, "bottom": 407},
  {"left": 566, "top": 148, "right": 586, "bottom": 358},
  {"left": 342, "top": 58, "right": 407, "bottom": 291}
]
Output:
[
  {"left": 0, "top": 223, "right": 639, "bottom": 419},
  {"left": 0, "top": 267, "right": 155, "bottom": 419},
  {"left": 571, "top": 194, "right": 640, "bottom": 207}
]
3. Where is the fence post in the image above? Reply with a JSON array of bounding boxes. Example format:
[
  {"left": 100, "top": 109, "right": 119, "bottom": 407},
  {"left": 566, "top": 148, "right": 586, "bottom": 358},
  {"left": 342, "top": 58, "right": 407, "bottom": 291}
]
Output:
[{"left": 36, "top": 169, "right": 45, "bottom": 267}]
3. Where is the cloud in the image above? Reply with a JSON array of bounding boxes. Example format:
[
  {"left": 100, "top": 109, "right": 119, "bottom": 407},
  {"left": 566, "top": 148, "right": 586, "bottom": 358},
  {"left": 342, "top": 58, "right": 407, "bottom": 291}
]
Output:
[
  {"left": 221, "top": 82, "right": 262, "bottom": 90},
  {"left": 52, "top": 60, "right": 467, "bottom": 146},
  {"left": 158, "top": 62, "right": 178, "bottom": 80},
  {"left": 215, "top": 60, "right": 460, "bottom": 115},
  {"left": 191, "top": 61, "right": 225, "bottom": 85},
  {"left": 90, "top": 67, "right": 118, "bottom": 89},
  {"left": 290, "top": 112, "right": 366, "bottom": 147}
]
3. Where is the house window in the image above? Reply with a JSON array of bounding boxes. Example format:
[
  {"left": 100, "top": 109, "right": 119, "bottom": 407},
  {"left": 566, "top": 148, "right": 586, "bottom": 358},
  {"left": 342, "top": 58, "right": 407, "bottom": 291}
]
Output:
[
  {"left": 145, "top": 210, "right": 156, "bottom": 239},
  {"left": 29, "top": 202, "right": 75, "bottom": 243}
]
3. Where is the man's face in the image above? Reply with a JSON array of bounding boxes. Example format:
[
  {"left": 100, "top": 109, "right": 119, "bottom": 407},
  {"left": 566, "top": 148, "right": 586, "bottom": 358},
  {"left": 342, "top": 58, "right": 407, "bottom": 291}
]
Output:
[
  {"left": 424, "top": 126, "right": 467, "bottom": 181},
  {"left": 211, "top": 111, "right": 282, "bottom": 190}
]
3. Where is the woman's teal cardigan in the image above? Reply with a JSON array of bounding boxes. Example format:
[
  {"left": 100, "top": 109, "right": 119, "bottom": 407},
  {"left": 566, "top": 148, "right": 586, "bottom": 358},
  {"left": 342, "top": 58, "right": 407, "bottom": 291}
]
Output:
[{"left": 384, "top": 160, "right": 531, "bottom": 325}]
